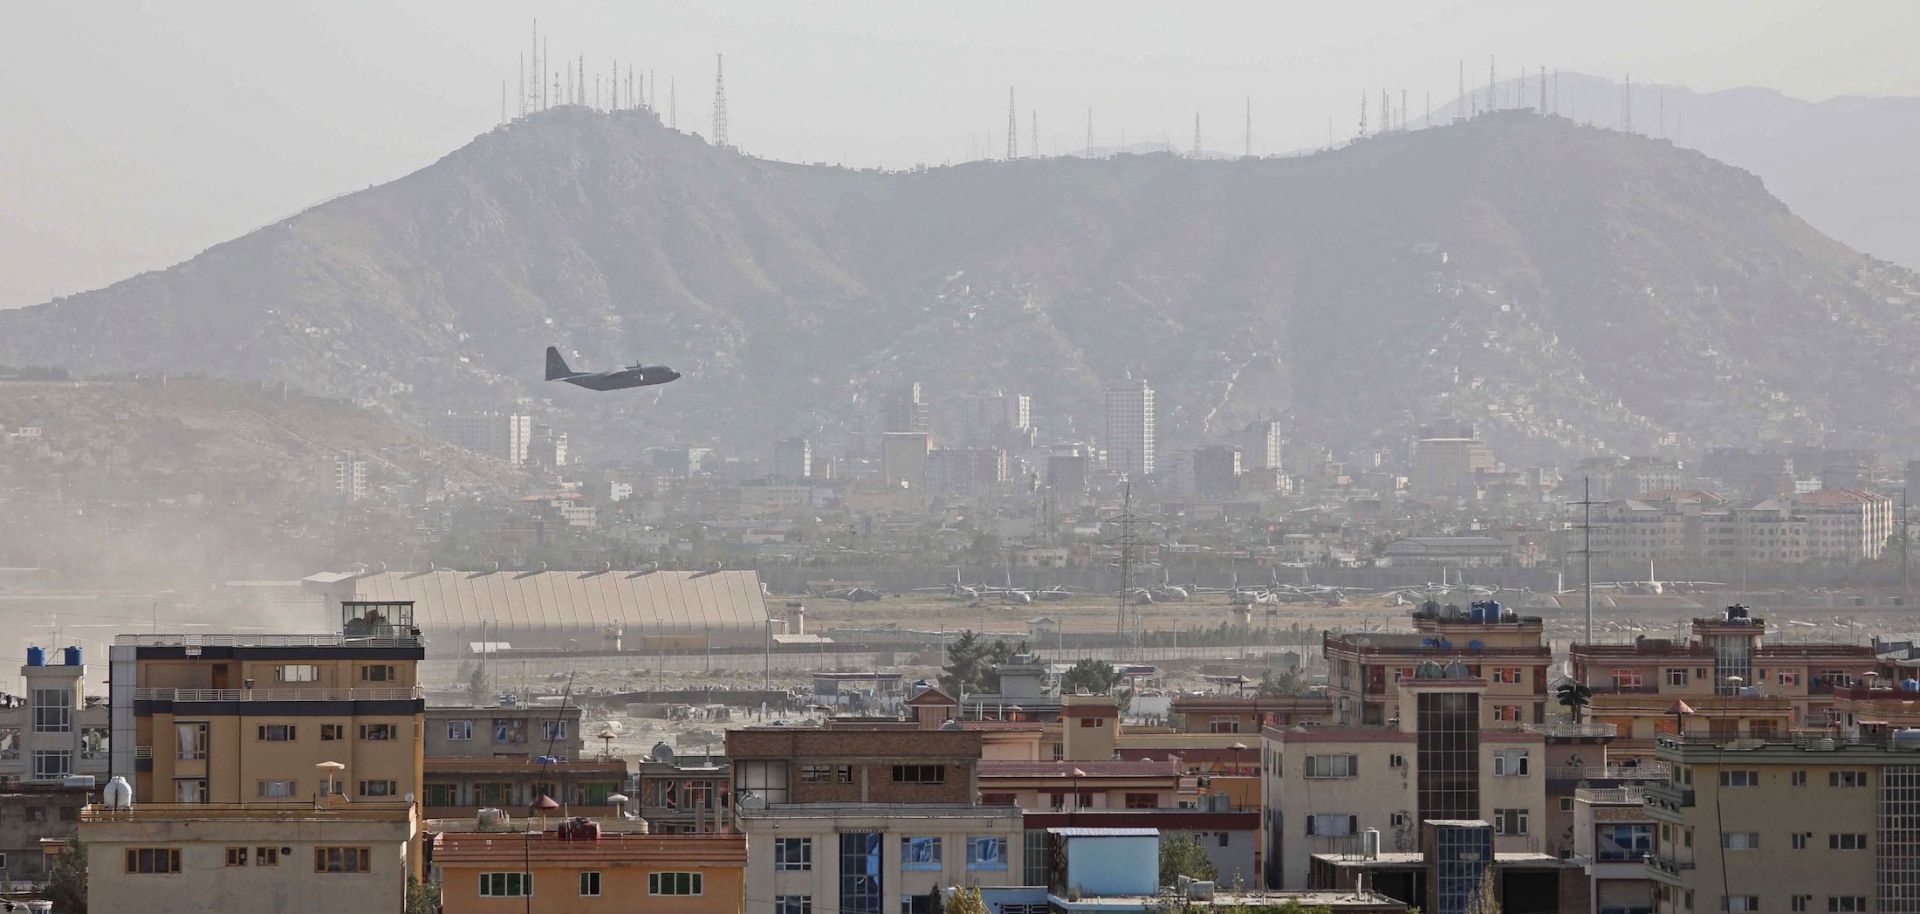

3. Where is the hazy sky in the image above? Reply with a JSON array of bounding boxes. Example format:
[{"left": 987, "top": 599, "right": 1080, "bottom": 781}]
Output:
[{"left": 4, "top": 0, "right": 1917, "bottom": 308}]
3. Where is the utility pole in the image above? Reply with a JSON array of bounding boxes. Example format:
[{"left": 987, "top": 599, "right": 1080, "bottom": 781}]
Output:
[
  {"left": 1006, "top": 87, "right": 1017, "bottom": 159},
  {"left": 1903, "top": 486, "right": 1911, "bottom": 595},
  {"left": 1569, "top": 477, "right": 1603, "bottom": 644}
]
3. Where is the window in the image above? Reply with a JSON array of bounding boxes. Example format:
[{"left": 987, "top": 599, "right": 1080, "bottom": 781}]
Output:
[
  {"left": 1209, "top": 716, "right": 1241, "bottom": 734},
  {"left": 1828, "top": 898, "right": 1868, "bottom": 913},
  {"left": 1305, "top": 814, "right": 1356, "bottom": 837},
  {"left": 1304, "top": 754, "right": 1357, "bottom": 778},
  {"left": 1792, "top": 770, "right": 1807, "bottom": 787},
  {"left": 1829, "top": 833, "right": 1868, "bottom": 850},
  {"left": 493, "top": 718, "right": 528, "bottom": 744},
  {"left": 1718, "top": 770, "right": 1759, "bottom": 788},
  {"left": 901, "top": 837, "right": 942, "bottom": 870},
  {"left": 439, "top": 720, "right": 471, "bottom": 741},
  {"left": 1390, "top": 813, "right": 1408, "bottom": 827},
  {"left": 360, "top": 664, "right": 396, "bottom": 682},
  {"left": 1078, "top": 717, "right": 1106, "bottom": 728},
  {"left": 359, "top": 779, "right": 397, "bottom": 798},
  {"left": 32, "top": 688, "right": 72, "bottom": 732},
  {"left": 542, "top": 719, "right": 569, "bottom": 741},
  {"left": 1722, "top": 832, "right": 1760, "bottom": 850},
  {"left": 479, "top": 873, "right": 533, "bottom": 896},
  {"left": 1667, "top": 668, "right": 1689, "bottom": 686},
  {"left": 32, "top": 750, "right": 71, "bottom": 780},
  {"left": 1612, "top": 669, "right": 1643, "bottom": 689},
  {"left": 1597, "top": 824, "right": 1653, "bottom": 862},
  {"left": 1492, "top": 705, "right": 1522, "bottom": 722},
  {"left": 1492, "top": 667, "right": 1521, "bottom": 684},
  {"left": 1723, "top": 898, "right": 1759, "bottom": 913},
  {"left": 226, "top": 847, "right": 249, "bottom": 867},
  {"left": 1829, "top": 771, "right": 1869, "bottom": 787},
  {"left": 359, "top": 723, "right": 397, "bottom": 741},
  {"left": 1793, "top": 897, "right": 1810, "bottom": 913},
  {"left": 321, "top": 724, "right": 344, "bottom": 741},
  {"left": 649, "top": 872, "right": 703, "bottom": 896},
  {"left": 175, "top": 779, "right": 207, "bottom": 802},
  {"left": 892, "top": 765, "right": 945, "bottom": 784},
  {"left": 176, "top": 722, "right": 208, "bottom": 760},
  {"left": 903, "top": 894, "right": 941, "bottom": 914},
  {"left": 965, "top": 837, "right": 1007, "bottom": 870},
  {"left": 1389, "top": 754, "right": 1406, "bottom": 769},
  {"left": 775, "top": 837, "right": 813, "bottom": 871},
  {"left": 1493, "top": 809, "right": 1528, "bottom": 836},
  {"left": 277, "top": 664, "right": 318, "bottom": 683},
  {"left": 256, "top": 779, "right": 297, "bottom": 798},
  {"left": 257, "top": 724, "right": 297, "bottom": 742},
  {"left": 1560, "top": 797, "right": 1575, "bottom": 811},
  {"left": 1493, "top": 750, "right": 1530, "bottom": 776},
  {"left": 777, "top": 896, "right": 814, "bottom": 914},
  {"left": 1125, "top": 792, "right": 1157, "bottom": 809},
  {"left": 315, "top": 847, "right": 371, "bottom": 873},
  {"left": 580, "top": 872, "right": 602, "bottom": 897},
  {"left": 982, "top": 792, "right": 1015, "bottom": 806},
  {"left": 256, "top": 847, "right": 280, "bottom": 866},
  {"left": 800, "top": 764, "right": 831, "bottom": 783},
  {"left": 1793, "top": 832, "right": 1810, "bottom": 849},
  {"left": 1778, "top": 670, "right": 1800, "bottom": 686},
  {"left": 126, "top": 848, "right": 181, "bottom": 874},
  {"left": 841, "top": 833, "right": 882, "bottom": 914}
]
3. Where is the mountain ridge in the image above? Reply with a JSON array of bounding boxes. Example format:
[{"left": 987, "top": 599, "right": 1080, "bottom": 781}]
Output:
[{"left": 4, "top": 107, "right": 1918, "bottom": 463}]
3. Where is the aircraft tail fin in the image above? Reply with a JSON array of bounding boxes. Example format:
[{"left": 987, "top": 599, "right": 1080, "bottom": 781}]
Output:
[{"left": 545, "top": 346, "right": 574, "bottom": 380}]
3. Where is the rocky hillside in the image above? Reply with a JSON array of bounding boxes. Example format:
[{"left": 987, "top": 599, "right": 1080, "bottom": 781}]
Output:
[{"left": 4, "top": 108, "right": 1918, "bottom": 460}]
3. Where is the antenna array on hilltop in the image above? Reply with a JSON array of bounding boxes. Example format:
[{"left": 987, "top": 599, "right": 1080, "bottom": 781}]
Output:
[
  {"left": 493, "top": 19, "right": 736, "bottom": 152},
  {"left": 712, "top": 54, "right": 730, "bottom": 148}
]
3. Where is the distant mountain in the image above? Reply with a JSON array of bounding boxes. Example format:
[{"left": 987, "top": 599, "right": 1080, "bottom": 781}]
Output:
[
  {"left": 3, "top": 107, "right": 1919, "bottom": 463},
  {"left": 1426, "top": 73, "right": 1920, "bottom": 272}
]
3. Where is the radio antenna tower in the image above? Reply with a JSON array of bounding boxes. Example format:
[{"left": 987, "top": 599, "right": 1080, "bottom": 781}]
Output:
[
  {"left": 1487, "top": 56, "right": 1496, "bottom": 113},
  {"left": 1622, "top": 74, "right": 1632, "bottom": 133},
  {"left": 1086, "top": 107, "right": 1093, "bottom": 157},
  {"left": 1031, "top": 109, "right": 1038, "bottom": 157},
  {"left": 712, "top": 54, "right": 729, "bottom": 146},
  {"left": 1193, "top": 110, "right": 1201, "bottom": 157},
  {"left": 1006, "top": 88, "right": 1017, "bottom": 159},
  {"left": 1244, "top": 97, "right": 1251, "bottom": 157},
  {"left": 1539, "top": 64, "right": 1546, "bottom": 113},
  {"left": 1458, "top": 60, "right": 1467, "bottom": 118},
  {"left": 518, "top": 55, "right": 526, "bottom": 117},
  {"left": 1358, "top": 91, "right": 1367, "bottom": 138}
]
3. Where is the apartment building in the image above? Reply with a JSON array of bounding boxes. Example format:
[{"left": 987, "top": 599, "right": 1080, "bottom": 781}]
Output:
[
  {"left": 1324, "top": 603, "right": 1552, "bottom": 729},
  {"left": 1262, "top": 662, "right": 1548, "bottom": 889},
  {"left": 1168, "top": 693, "right": 1332, "bottom": 736},
  {"left": 1570, "top": 785, "right": 1656, "bottom": 914},
  {"left": 435, "top": 826, "right": 747, "bottom": 914},
  {"left": 0, "top": 646, "right": 109, "bottom": 785},
  {"left": 1104, "top": 378, "right": 1155, "bottom": 479},
  {"left": 727, "top": 722, "right": 1026, "bottom": 914},
  {"left": 1792, "top": 488, "right": 1897, "bottom": 562},
  {"left": 80, "top": 800, "right": 418, "bottom": 914},
  {"left": 1409, "top": 437, "right": 1495, "bottom": 497},
  {"left": 1644, "top": 732, "right": 1920, "bottom": 914},
  {"left": 1571, "top": 605, "right": 1877, "bottom": 761}
]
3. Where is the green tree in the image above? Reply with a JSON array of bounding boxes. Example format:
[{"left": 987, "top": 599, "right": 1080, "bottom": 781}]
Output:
[
  {"left": 46, "top": 838, "right": 86, "bottom": 914},
  {"left": 1555, "top": 681, "right": 1593, "bottom": 723},
  {"left": 405, "top": 876, "right": 441, "bottom": 914},
  {"left": 945, "top": 887, "right": 989, "bottom": 914},
  {"left": 467, "top": 663, "right": 489, "bottom": 706},
  {"left": 1464, "top": 865, "right": 1500, "bottom": 914},
  {"left": 1257, "top": 667, "right": 1310, "bottom": 697},
  {"left": 1158, "top": 832, "right": 1218, "bottom": 885},
  {"left": 939, "top": 632, "right": 1025, "bottom": 697},
  {"left": 1060, "top": 658, "right": 1122, "bottom": 695}
]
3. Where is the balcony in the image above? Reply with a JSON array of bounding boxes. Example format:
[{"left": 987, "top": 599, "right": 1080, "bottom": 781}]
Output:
[
  {"left": 1527, "top": 722, "right": 1619, "bottom": 739},
  {"left": 1547, "top": 764, "right": 1670, "bottom": 783},
  {"left": 1644, "top": 781, "right": 1694, "bottom": 810},
  {"left": 1574, "top": 787, "right": 1648, "bottom": 806},
  {"left": 134, "top": 687, "right": 423, "bottom": 702},
  {"left": 1646, "top": 854, "right": 1695, "bottom": 877}
]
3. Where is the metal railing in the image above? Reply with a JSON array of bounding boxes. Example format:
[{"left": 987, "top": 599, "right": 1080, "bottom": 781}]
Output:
[
  {"left": 1646, "top": 855, "right": 1695, "bottom": 876},
  {"left": 1644, "top": 782, "right": 1694, "bottom": 808},
  {"left": 1526, "top": 722, "right": 1619, "bottom": 739},
  {"left": 134, "top": 687, "right": 423, "bottom": 702},
  {"left": 1547, "top": 764, "right": 1670, "bottom": 782},
  {"left": 116, "top": 633, "right": 419, "bottom": 648},
  {"left": 1574, "top": 786, "right": 1648, "bottom": 805}
]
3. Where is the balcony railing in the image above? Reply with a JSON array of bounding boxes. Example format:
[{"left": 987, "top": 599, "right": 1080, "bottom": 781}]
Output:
[
  {"left": 1644, "top": 782, "right": 1694, "bottom": 809},
  {"left": 1526, "top": 722, "right": 1619, "bottom": 739},
  {"left": 134, "top": 687, "right": 423, "bottom": 702},
  {"left": 116, "top": 633, "right": 419, "bottom": 648},
  {"left": 1575, "top": 787, "right": 1648, "bottom": 805},
  {"left": 1646, "top": 855, "right": 1695, "bottom": 876},
  {"left": 1547, "top": 764, "right": 1670, "bottom": 782}
]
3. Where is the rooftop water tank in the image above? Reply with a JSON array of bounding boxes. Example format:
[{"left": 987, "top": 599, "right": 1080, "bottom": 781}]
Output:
[
  {"left": 1893, "top": 729, "right": 1920, "bottom": 749},
  {"left": 1902, "top": 680, "right": 1920, "bottom": 693},
  {"left": 103, "top": 775, "right": 133, "bottom": 810},
  {"left": 63, "top": 646, "right": 82, "bottom": 667},
  {"left": 25, "top": 647, "right": 44, "bottom": 667}
]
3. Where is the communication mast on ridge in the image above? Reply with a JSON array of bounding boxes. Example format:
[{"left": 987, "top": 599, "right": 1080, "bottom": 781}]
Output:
[
  {"left": 1192, "top": 110, "right": 1201, "bottom": 158},
  {"left": 1006, "top": 88, "right": 1017, "bottom": 159},
  {"left": 1244, "top": 97, "right": 1251, "bottom": 158},
  {"left": 1622, "top": 74, "right": 1632, "bottom": 133},
  {"left": 712, "top": 54, "right": 730, "bottom": 147}
]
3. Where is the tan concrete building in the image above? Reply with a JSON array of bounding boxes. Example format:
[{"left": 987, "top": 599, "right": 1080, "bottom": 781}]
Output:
[
  {"left": 1324, "top": 605, "right": 1552, "bottom": 729},
  {"left": 1409, "top": 437, "right": 1494, "bottom": 497},
  {"left": 1569, "top": 786, "right": 1656, "bottom": 914},
  {"left": 880, "top": 432, "right": 931, "bottom": 490},
  {"left": 0, "top": 646, "right": 110, "bottom": 785},
  {"left": 79, "top": 800, "right": 418, "bottom": 914},
  {"left": 1645, "top": 733, "right": 1920, "bottom": 913},
  {"left": 1262, "top": 665, "right": 1548, "bottom": 890},
  {"left": 435, "top": 827, "right": 747, "bottom": 914}
]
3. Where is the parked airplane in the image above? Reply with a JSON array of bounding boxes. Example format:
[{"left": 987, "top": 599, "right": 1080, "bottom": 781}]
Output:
[{"left": 545, "top": 346, "right": 681, "bottom": 391}]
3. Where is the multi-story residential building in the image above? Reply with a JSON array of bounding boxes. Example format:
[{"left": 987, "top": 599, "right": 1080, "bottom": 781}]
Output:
[
  {"left": 886, "top": 382, "right": 932, "bottom": 435},
  {"left": 426, "top": 705, "right": 585, "bottom": 759},
  {"left": 333, "top": 452, "right": 369, "bottom": 501},
  {"left": 1324, "top": 603, "right": 1552, "bottom": 729},
  {"left": 1104, "top": 378, "right": 1155, "bottom": 479},
  {"left": 880, "top": 432, "right": 931, "bottom": 490},
  {"left": 434, "top": 410, "right": 534, "bottom": 464},
  {"left": 955, "top": 391, "right": 1031, "bottom": 448},
  {"left": 977, "top": 758, "right": 1188, "bottom": 811},
  {"left": 1570, "top": 785, "right": 1656, "bottom": 914},
  {"left": 80, "top": 800, "right": 419, "bottom": 914},
  {"left": 1644, "top": 732, "right": 1920, "bottom": 914},
  {"left": 636, "top": 751, "right": 732, "bottom": 834},
  {"left": 1046, "top": 445, "right": 1089, "bottom": 496},
  {"left": 773, "top": 437, "right": 812, "bottom": 480},
  {"left": 1237, "top": 420, "right": 1283, "bottom": 472},
  {"left": 1262, "top": 662, "right": 1549, "bottom": 889},
  {"left": 422, "top": 757, "right": 627, "bottom": 820},
  {"left": 1791, "top": 488, "right": 1896, "bottom": 561},
  {"left": 1192, "top": 445, "right": 1243, "bottom": 497},
  {"left": 1571, "top": 605, "right": 1878, "bottom": 761},
  {"left": 727, "top": 722, "right": 1025, "bottom": 914},
  {"left": 1169, "top": 693, "right": 1332, "bottom": 735},
  {"left": 434, "top": 826, "right": 747, "bottom": 914},
  {"left": 1409, "top": 436, "right": 1495, "bottom": 497},
  {"left": 924, "top": 448, "right": 1008, "bottom": 497},
  {"left": 0, "top": 646, "right": 109, "bottom": 785},
  {"left": 0, "top": 783, "right": 91, "bottom": 883}
]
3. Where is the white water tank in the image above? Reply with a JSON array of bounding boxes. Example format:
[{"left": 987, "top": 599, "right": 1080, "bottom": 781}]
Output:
[
  {"left": 103, "top": 775, "right": 133, "bottom": 810},
  {"left": 1893, "top": 728, "right": 1920, "bottom": 749},
  {"left": 1363, "top": 828, "right": 1382, "bottom": 859}
]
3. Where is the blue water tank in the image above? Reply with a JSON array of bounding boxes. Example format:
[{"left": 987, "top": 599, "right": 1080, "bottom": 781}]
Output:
[
  {"left": 25, "top": 647, "right": 45, "bottom": 667},
  {"left": 1903, "top": 679, "right": 1920, "bottom": 693},
  {"left": 1468, "top": 639, "right": 1485, "bottom": 650},
  {"left": 63, "top": 646, "right": 82, "bottom": 667}
]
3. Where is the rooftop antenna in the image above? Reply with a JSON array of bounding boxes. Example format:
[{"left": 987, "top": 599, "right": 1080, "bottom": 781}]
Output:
[
  {"left": 1006, "top": 87, "right": 1017, "bottom": 159},
  {"left": 713, "top": 53, "right": 729, "bottom": 147}
]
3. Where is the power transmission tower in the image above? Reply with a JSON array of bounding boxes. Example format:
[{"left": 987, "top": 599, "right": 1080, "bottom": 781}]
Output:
[
  {"left": 1568, "top": 477, "right": 1607, "bottom": 644},
  {"left": 712, "top": 54, "right": 730, "bottom": 147},
  {"left": 1106, "top": 483, "right": 1147, "bottom": 650},
  {"left": 1487, "top": 57, "right": 1496, "bottom": 113},
  {"left": 1006, "top": 88, "right": 1017, "bottom": 159}
]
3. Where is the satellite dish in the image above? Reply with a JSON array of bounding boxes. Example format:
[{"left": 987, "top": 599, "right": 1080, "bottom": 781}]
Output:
[
  {"left": 651, "top": 742, "right": 675, "bottom": 764},
  {"left": 736, "top": 791, "right": 767, "bottom": 811}
]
